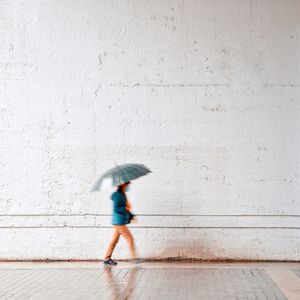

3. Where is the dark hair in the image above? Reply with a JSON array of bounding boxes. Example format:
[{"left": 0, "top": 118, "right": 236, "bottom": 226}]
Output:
[{"left": 117, "top": 181, "right": 130, "bottom": 190}]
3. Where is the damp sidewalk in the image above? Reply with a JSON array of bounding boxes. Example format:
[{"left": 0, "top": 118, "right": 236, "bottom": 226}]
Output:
[{"left": 0, "top": 261, "right": 299, "bottom": 299}]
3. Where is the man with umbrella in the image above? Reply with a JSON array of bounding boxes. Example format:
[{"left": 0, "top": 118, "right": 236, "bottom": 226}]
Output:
[{"left": 92, "top": 163, "right": 151, "bottom": 266}]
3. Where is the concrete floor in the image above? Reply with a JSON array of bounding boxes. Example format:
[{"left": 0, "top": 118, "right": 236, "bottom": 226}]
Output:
[{"left": 0, "top": 262, "right": 299, "bottom": 299}]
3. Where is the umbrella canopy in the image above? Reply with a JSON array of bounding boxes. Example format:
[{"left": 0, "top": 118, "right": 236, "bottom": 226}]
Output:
[{"left": 91, "top": 163, "right": 151, "bottom": 191}]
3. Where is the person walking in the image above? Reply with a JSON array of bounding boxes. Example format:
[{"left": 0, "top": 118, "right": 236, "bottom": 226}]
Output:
[
  {"left": 103, "top": 181, "right": 137, "bottom": 266},
  {"left": 92, "top": 163, "right": 151, "bottom": 265}
]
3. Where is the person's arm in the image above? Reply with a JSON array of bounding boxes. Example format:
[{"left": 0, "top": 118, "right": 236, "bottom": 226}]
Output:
[{"left": 125, "top": 201, "right": 132, "bottom": 212}]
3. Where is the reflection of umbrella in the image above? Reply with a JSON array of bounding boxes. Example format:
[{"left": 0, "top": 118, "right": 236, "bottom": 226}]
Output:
[{"left": 91, "top": 163, "right": 151, "bottom": 191}]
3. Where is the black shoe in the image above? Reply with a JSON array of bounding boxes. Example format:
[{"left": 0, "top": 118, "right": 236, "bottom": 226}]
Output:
[{"left": 103, "top": 258, "right": 117, "bottom": 266}]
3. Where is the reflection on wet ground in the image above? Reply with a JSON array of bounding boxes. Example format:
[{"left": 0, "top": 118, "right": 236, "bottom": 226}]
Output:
[
  {"left": 103, "top": 266, "right": 138, "bottom": 299},
  {"left": 0, "top": 262, "right": 299, "bottom": 299}
]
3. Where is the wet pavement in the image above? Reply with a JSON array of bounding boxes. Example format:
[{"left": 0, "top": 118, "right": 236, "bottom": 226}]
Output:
[{"left": 0, "top": 262, "right": 299, "bottom": 299}]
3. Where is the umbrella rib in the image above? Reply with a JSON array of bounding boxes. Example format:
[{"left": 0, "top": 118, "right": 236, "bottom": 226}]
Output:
[
  {"left": 128, "top": 166, "right": 143, "bottom": 179},
  {"left": 117, "top": 164, "right": 129, "bottom": 185},
  {"left": 130, "top": 164, "right": 150, "bottom": 177},
  {"left": 124, "top": 166, "right": 137, "bottom": 179},
  {"left": 92, "top": 177, "right": 102, "bottom": 191}
]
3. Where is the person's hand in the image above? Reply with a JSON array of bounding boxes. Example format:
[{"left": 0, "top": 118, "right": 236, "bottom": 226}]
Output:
[
  {"left": 126, "top": 201, "right": 132, "bottom": 211},
  {"left": 131, "top": 216, "right": 138, "bottom": 224}
]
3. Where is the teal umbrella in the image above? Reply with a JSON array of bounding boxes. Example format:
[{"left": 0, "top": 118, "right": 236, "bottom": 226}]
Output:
[{"left": 91, "top": 163, "right": 151, "bottom": 191}]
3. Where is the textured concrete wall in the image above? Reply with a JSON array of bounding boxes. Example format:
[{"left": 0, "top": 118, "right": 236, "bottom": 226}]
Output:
[{"left": 0, "top": 0, "right": 299, "bottom": 260}]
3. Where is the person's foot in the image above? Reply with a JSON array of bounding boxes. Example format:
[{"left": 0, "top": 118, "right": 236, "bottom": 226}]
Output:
[{"left": 103, "top": 258, "right": 117, "bottom": 266}]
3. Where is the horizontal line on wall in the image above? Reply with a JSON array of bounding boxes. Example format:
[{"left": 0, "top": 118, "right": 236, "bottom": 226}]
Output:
[
  {"left": 0, "top": 226, "right": 299, "bottom": 229},
  {"left": 108, "top": 83, "right": 300, "bottom": 88},
  {"left": 109, "top": 83, "right": 230, "bottom": 88},
  {"left": 262, "top": 83, "right": 300, "bottom": 87},
  {"left": 0, "top": 214, "right": 299, "bottom": 217},
  {"left": 1, "top": 215, "right": 298, "bottom": 228},
  {"left": 109, "top": 83, "right": 300, "bottom": 88}
]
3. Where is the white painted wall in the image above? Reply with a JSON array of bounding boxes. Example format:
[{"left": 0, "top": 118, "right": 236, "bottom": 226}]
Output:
[{"left": 0, "top": 0, "right": 299, "bottom": 260}]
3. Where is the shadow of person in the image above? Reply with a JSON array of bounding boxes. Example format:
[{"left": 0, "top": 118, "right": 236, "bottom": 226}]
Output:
[{"left": 103, "top": 266, "right": 139, "bottom": 299}]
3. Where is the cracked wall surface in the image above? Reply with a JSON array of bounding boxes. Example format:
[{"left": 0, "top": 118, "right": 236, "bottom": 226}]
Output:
[{"left": 0, "top": 0, "right": 299, "bottom": 260}]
